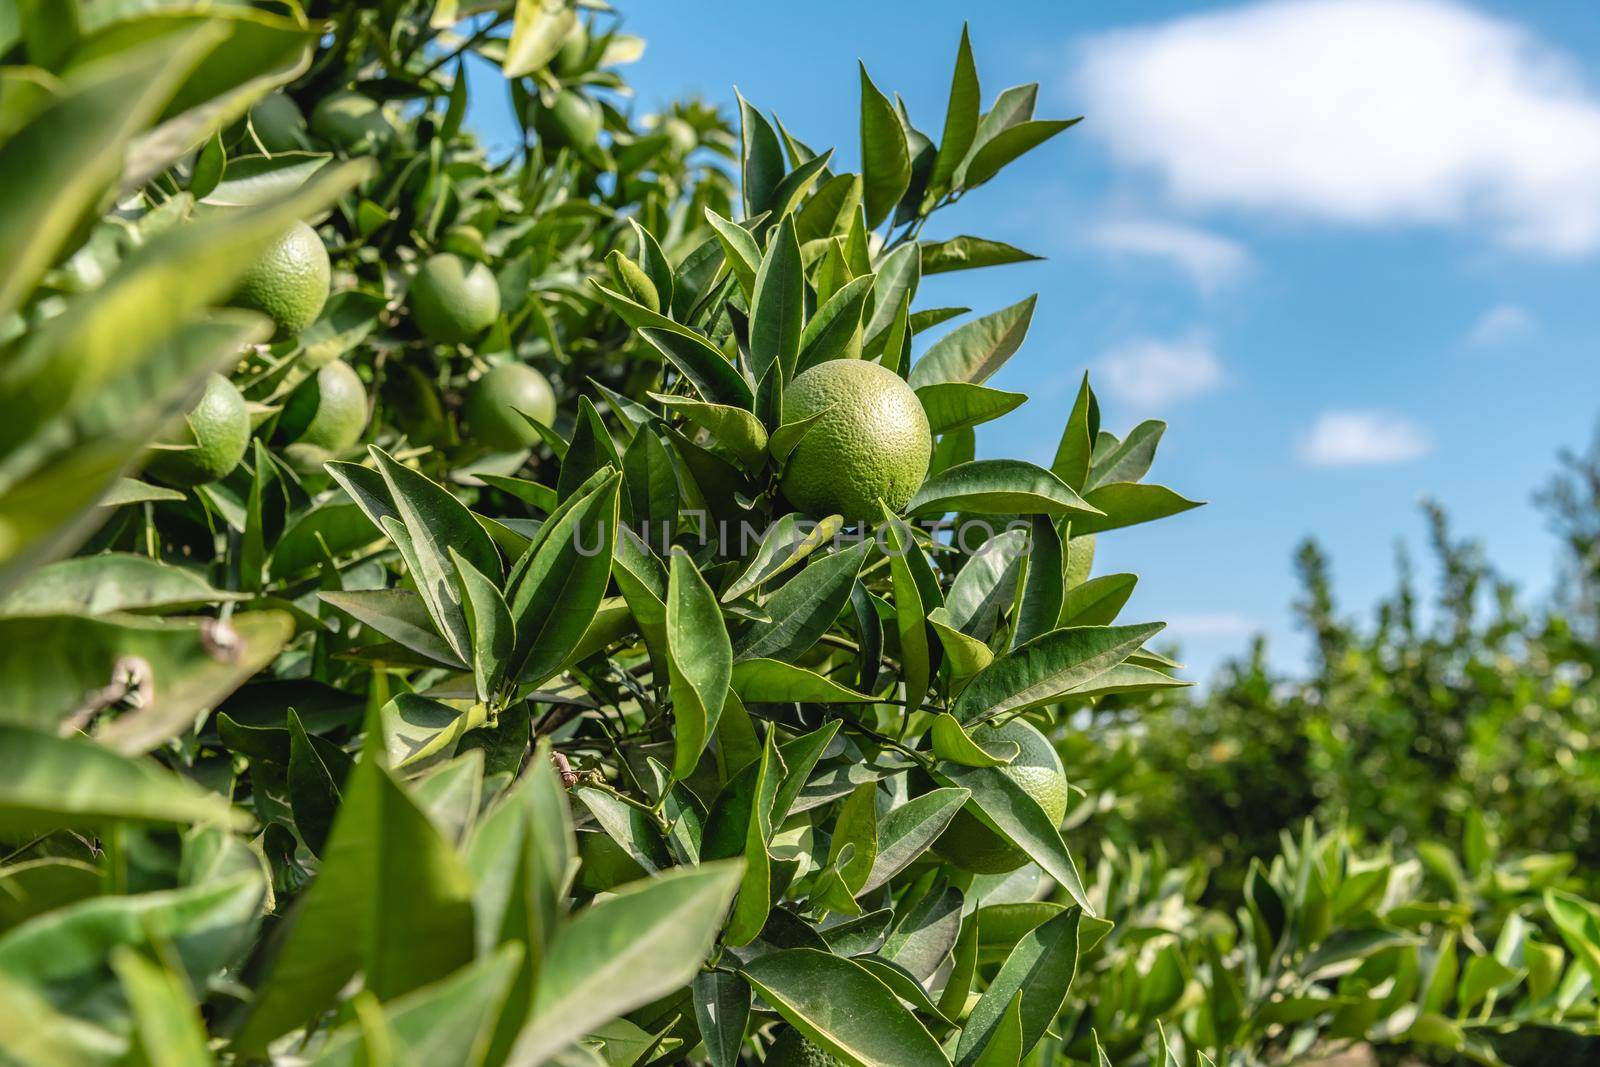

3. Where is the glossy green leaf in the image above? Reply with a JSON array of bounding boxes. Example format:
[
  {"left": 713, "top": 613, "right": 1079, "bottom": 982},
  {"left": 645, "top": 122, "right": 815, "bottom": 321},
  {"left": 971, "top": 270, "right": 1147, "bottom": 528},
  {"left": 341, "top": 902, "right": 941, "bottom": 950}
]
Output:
[
  {"left": 907, "top": 460, "right": 1101, "bottom": 519},
  {"left": 505, "top": 862, "right": 743, "bottom": 1067},
  {"left": 921, "top": 236, "right": 1040, "bottom": 276},
  {"left": 955, "top": 906, "right": 1080, "bottom": 1067},
  {"left": 932, "top": 713, "right": 1018, "bottom": 768},
  {"left": 739, "top": 948, "right": 951, "bottom": 1067},
  {"left": 750, "top": 214, "right": 804, "bottom": 381},
  {"left": 926, "top": 25, "right": 980, "bottom": 205},
  {"left": 310, "top": 947, "right": 522, "bottom": 1067},
  {"left": 934, "top": 762, "right": 1089, "bottom": 911},
  {"left": 734, "top": 540, "right": 868, "bottom": 662},
  {"left": 666, "top": 548, "right": 732, "bottom": 779},
  {"left": 508, "top": 473, "right": 619, "bottom": 686},
  {"left": 908, "top": 296, "right": 1035, "bottom": 389},
  {"left": 729, "top": 658, "right": 876, "bottom": 703},
  {"left": 1071, "top": 482, "right": 1203, "bottom": 535},
  {"left": 0, "top": 724, "right": 245, "bottom": 835},
  {"left": 637, "top": 327, "right": 753, "bottom": 410},
  {"left": 953, "top": 623, "right": 1164, "bottom": 723},
  {"left": 232, "top": 723, "right": 475, "bottom": 1052},
  {"left": 915, "top": 382, "right": 1027, "bottom": 436},
  {"left": 859, "top": 64, "right": 911, "bottom": 228}
]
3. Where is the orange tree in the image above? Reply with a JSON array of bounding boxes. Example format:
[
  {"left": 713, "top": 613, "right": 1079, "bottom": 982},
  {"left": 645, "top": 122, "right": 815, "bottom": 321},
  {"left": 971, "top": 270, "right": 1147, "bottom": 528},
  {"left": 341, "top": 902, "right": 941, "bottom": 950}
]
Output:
[{"left": 4, "top": 2, "right": 1600, "bottom": 1066}]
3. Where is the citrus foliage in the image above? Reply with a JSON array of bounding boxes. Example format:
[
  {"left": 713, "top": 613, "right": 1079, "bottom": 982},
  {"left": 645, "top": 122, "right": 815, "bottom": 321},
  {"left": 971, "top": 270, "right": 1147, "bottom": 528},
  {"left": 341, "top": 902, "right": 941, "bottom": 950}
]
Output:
[{"left": 0, "top": 2, "right": 1596, "bottom": 1066}]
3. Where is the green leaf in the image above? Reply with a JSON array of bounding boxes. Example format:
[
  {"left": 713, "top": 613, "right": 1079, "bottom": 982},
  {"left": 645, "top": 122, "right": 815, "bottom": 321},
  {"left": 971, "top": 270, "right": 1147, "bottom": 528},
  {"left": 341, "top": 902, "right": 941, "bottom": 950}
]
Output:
[
  {"left": 828, "top": 782, "right": 880, "bottom": 894},
  {"left": 287, "top": 708, "right": 344, "bottom": 856},
  {"left": 0, "top": 553, "right": 236, "bottom": 615},
  {"left": 1086, "top": 420, "right": 1164, "bottom": 491},
  {"left": 929, "top": 608, "right": 995, "bottom": 683},
  {"left": 112, "top": 947, "right": 212, "bottom": 1067},
  {"left": 738, "top": 948, "right": 951, "bottom": 1067},
  {"left": 1071, "top": 482, "right": 1203, "bottom": 535},
  {"left": 0, "top": 610, "right": 290, "bottom": 751},
  {"left": 0, "top": 724, "right": 246, "bottom": 835},
  {"left": 796, "top": 173, "right": 862, "bottom": 244},
  {"left": 637, "top": 327, "right": 753, "bottom": 410},
  {"left": 797, "top": 274, "right": 873, "bottom": 373},
  {"left": 1049, "top": 375, "right": 1097, "bottom": 492},
  {"left": 969, "top": 991, "right": 1022, "bottom": 1067},
  {"left": 666, "top": 548, "right": 733, "bottom": 779},
  {"left": 962, "top": 119, "right": 1079, "bottom": 189},
  {"left": 232, "top": 724, "right": 476, "bottom": 1053},
  {"left": 508, "top": 472, "right": 619, "bottom": 686},
  {"left": 723, "top": 514, "right": 844, "bottom": 602},
  {"left": 321, "top": 589, "right": 465, "bottom": 669},
  {"left": 467, "top": 742, "right": 572, "bottom": 1059},
  {"left": 704, "top": 208, "right": 761, "bottom": 299},
  {"left": 907, "top": 460, "right": 1101, "bottom": 519},
  {"left": 935, "top": 762, "right": 1089, "bottom": 912},
  {"left": 750, "top": 214, "right": 804, "bottom": 382},
  {"left": 556, "top": 397, "right": 622, "bottom": 504},
  {"left": 620, "top": 426, "right": 679, "bottom": 553},
  {"left": 915, "top": 382, "right": 1027, "bottom": 435},
  {"left": 1545, "top": 890, "right": 1600, "bottom": 989},
  {"left": 651, "top": 393, "right": 768, "bottom": 467},
  {"left": 882, "top": 885, "right": 965, "bottom": 980},
  {"left": 452, "top": 548, "right": 514, "bottom": 705},
  {"left": 733, "top": 540, "right": 869, "bottom": 662},
  {"left": 573, "top": 785, "right": 671, "bottom": 874},
  {"left": 310, "top": 947, "right": 523, "bottom": 1067},
  {"left": 0, "top": 871, "right": 265, "bottom": 1038},
  {"left": 738, "top": 91, "right": 785, "bottom": 217},
  {"left": 0, "top": 24, "right": 219, "bottom": 323},
  {"left": 504, "top": 862, "right": 743, "bottom": 1067},
  {"left": 956, "top": 906, "right": 1080, "bottom": 1066},
  {"left": 373, "top": 447, "right": 502, "bottom": 663},
  {"left": 1013, "top": 515, "right": 1063, "bottom": 648},
  {"left": 921, "top": 236, "right": 1040, "bottom": 276},
  {"left": 864, "top": 243, "right": 921, "bottom": 349},
  {"left": 729, "top": 659, "right": 876, "bottom": 704},
  {"left": 1058, "top": 573, "right": 1136, "bottom": 627},
  {"left": 908, "top": 295, "right": 1036, "bottom": 388},
  {"left": 883, "top": 516, "right": 931, "bottom": 705},
  {"left": 932, "top": 713, "right": 1018, "bottom": 768},
  {"left": 859, "top": 64, "right": 911, "bottom": 228},
  {"left": 954, "top": 623, "right": 1163, "bottom": 722},
  {"left": 926, "top": 26, "right": 980, "bottom": 206},
  {"left": 693, "top": 971, "right": 751, "bottom": 1067},
  {"left": 503, "top": 0, "right": 576, "bottom": 77},
  {"left": 724, "top": 731, "right": 781, "bottom": 947}
]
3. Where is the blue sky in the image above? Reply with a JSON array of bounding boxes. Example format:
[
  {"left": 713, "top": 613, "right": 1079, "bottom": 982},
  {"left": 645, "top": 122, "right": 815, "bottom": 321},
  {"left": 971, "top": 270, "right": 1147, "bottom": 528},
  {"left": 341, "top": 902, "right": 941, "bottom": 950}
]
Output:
[{"left": 468, "top": 0, "right": 1600, "bottom": 680}]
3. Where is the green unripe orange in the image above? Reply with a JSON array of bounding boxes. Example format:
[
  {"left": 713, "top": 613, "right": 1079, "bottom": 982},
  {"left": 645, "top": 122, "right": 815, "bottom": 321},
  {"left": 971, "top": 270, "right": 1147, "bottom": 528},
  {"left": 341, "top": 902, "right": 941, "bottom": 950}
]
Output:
[
  {"left": 933, "top": 717, "right": 1068, "bottom": 874},
  {"left": 146, "top": 374, "right": 251, "bottom": 487},
  {"left": 765, "top": 1028, "right": 840, "bottom": 1067},
  {"left": 464, "top": 363, "right": 556, "bottom": 451},
  {"left": 779, "top": 359, "right": 932, "bottom": 522},
  {"left": 228, "top": 220, "right": 330, "bottom": 339},
  {"left": 247, "top": 93, "right": 306, "bottom": 153},
  {"left": 534, "top": 89, "right": 602, "bottom": 149},
  {"left": 310, "top": 91, "right": 395, "bottom": 154},
  {"left": 409, "top": 253, "right": 501, "bottom": 345},
  {"left": 279, "top": 359, "right": 368, "bottom": 454}
]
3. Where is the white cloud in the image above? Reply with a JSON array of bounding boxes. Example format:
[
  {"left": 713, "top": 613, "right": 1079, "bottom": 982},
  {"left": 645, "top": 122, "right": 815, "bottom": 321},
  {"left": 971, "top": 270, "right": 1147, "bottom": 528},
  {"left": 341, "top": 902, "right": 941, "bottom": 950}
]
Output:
[
  {"left": 1095, "top": 334, "right": 1223, "bottom": 408},
  {"left": 1465, "top": 303, "right": 1537, "bottom": 346},
  {"left": 1299, "top": 410, "right": 1432, "bottom": 467},
  {"left": 1087, "top": 218, "right": 1251, "bottom": 292},
  {"left": 1076, "top": 0, "right": 1600, "bottom": 255},
  {"left": 1165, "top": 612, "right": 1260, "bottom": 639}
]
